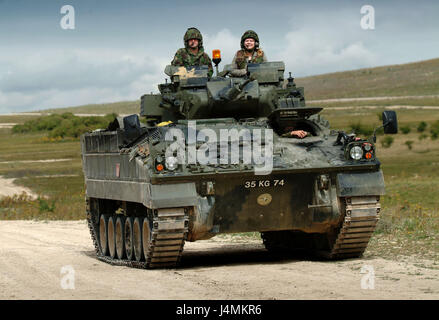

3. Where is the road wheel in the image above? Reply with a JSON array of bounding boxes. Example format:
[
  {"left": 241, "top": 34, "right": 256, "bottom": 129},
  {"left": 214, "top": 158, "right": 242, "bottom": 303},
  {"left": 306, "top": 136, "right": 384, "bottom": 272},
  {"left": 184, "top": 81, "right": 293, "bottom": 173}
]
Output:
[
  {"left": 124, "top": 217, "right": 134, "bottom": 260},
  {"left": 107, "top": 216, "right": 116, "bottom": 259},
  {"left": 142, "top": 217, "right": 152, "bottom": 259},
  {"left": 133, "top": 217, "right": 144, "bottom": 262},
  {"left": 115, "top": 216, "right": 126, "bottom": 259},
  {"left": 99, "top": 214, "right": 109, "bottom": 256}
]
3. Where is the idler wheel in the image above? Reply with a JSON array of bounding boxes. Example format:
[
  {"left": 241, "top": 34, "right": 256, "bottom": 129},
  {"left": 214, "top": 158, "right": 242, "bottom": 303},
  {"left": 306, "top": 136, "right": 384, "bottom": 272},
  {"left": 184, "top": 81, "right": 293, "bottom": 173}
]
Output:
[
  {"left": 107, "top": 216, "right": 116, "bottom": 259},
  {"left": 99, "top": 214, "right": 109, "bottom": 256},
  {"left": 133, "top": 217, "right": 144, "bottom": 262},
  {"left": 124, "top": 217, "right": 134, "bottom": 260},
  {"left": 142, "top": 218, "right": 152, "bottom": 259},
  {"left": 115, "top": 216, "right": 126, "bottom": 259}
]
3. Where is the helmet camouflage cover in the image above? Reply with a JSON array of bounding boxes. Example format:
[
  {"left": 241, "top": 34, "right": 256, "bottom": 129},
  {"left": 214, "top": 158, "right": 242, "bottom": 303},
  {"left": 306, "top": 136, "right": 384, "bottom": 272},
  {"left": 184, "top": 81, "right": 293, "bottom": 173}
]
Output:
[
  {"left": 184, "top": 27, "right": 203, "bottom": 48},
  {"left": 240, "top": 30, "right": 259, "bottom": 49}
]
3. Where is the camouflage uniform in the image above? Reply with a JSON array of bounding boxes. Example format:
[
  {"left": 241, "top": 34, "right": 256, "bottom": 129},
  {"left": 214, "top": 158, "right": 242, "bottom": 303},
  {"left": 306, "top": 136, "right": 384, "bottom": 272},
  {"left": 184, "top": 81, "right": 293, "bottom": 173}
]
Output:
[
  {"left": 231, "top": 30, "right": 267, "bottom": 77},
  {"left": 171, "top": 27, "right": 213, "bottom": 78}
]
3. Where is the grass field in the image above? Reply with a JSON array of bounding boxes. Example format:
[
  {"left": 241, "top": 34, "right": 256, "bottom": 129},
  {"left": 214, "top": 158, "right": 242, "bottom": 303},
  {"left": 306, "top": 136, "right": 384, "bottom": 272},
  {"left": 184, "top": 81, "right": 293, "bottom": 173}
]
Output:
[
  {"left": 0, "top": 128, "right": 84, "bottom": 220},
  {"left": 1, "top": 58, "right": 438, "bottom": 259}
]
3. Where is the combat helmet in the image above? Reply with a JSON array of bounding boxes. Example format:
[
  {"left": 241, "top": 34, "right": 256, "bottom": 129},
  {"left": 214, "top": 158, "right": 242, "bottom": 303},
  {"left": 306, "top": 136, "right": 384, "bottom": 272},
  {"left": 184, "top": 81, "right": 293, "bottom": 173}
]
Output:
[
  {"left": 184, "top": 27, "right": 203, "bottom": 49},
  {"left": 240, "top": 30, "right": 259, "bottom": 50}
]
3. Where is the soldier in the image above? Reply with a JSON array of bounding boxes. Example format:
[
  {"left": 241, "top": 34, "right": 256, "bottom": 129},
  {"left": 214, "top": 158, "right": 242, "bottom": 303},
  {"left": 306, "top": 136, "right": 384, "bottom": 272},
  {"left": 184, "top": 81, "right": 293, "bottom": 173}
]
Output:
[
  {"left": 230, "top": 30, "right": 268, "bottom": 77},
  {"left": 171, "top": 27, "right": 213, "bottom": 78}
]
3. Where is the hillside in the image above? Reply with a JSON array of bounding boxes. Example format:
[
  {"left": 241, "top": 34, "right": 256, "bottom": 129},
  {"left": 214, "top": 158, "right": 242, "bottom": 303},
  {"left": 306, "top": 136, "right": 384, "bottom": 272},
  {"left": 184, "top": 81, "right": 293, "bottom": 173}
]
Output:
[
  {"left": 296, "top": 58, "right": 439, "bottom": 100},
  {"left": 33, "top": 57, "right": 439, "bottom": 115},
  {"left": 41, "top": 100, "right": 140, "bottom": 116}
]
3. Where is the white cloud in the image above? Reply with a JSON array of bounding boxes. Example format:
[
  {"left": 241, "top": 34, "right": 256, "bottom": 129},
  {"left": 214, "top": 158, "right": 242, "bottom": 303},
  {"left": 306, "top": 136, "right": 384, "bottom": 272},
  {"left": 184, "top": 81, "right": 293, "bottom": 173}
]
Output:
[
  {"left": 0, "top": 29, "right": 241, "bottom": 113},
  {"left": 203, "top": 28, "right": 241, "bottom": 68},
  {"left": 272, "top": 11, "right": 379, "bottom": 77},
  {"left": 0, "top": 23, "right": 379, "bottom": 113},
  {"left": 0, "top": 48, "right": 169, "bottom": 113}
]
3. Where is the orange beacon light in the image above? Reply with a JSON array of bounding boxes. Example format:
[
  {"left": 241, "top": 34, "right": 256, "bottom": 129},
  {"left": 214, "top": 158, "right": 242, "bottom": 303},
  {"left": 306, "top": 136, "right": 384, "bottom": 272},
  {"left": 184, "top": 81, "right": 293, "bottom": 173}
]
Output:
[{"left": 212, "top": 49, "right": 222, "bottom": 76}]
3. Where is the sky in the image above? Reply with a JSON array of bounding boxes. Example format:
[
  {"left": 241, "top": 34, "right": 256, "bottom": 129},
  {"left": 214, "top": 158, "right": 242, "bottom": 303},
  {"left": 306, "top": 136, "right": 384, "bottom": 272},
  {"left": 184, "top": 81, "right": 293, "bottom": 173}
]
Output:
[{"left": 0, "top": 0, "right": 438, "bottom": 113}]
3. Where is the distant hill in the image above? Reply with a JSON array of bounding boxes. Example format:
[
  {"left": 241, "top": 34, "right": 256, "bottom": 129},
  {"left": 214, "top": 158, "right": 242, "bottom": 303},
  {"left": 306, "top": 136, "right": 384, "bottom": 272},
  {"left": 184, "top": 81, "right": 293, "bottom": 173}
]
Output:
[
  {"left": 295, "top": 58, "right": 439, "bottom": 100},
  {"left": 37, "top": 58, "right": 439, "bottom": 115},
  {"left": 41, "top": 100, "right": 140, "bottom": 116}
]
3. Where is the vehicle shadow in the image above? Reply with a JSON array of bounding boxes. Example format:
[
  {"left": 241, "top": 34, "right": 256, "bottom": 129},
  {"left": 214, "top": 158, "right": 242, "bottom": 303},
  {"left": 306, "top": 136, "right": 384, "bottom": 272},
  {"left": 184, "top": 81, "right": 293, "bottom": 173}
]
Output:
[
  {"left": 179, "top": 243, "right": 321, "bottom": 269},
  {"left": 82, "top": 244, "right": 363, "bottom": 269}
]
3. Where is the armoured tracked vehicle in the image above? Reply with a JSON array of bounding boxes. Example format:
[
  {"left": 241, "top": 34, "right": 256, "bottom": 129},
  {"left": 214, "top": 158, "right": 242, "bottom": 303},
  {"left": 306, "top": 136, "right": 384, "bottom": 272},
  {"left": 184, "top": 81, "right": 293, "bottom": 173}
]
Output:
[{"left": 81, "top": 59, "right": 398, "bottom": 268}]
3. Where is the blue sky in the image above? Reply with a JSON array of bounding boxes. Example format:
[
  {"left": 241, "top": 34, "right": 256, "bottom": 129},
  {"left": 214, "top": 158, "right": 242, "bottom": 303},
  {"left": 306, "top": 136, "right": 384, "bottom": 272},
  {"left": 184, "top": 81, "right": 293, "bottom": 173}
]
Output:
[{"left": 0, "top": 0, "right": 438, "bottom": 112}]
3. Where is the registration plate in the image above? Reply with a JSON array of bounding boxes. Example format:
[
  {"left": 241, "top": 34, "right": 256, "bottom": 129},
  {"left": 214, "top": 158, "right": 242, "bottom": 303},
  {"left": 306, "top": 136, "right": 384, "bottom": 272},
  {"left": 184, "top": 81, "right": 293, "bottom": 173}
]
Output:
[{"left": 244, "top": 179, "right": 285, "bottom": 188}]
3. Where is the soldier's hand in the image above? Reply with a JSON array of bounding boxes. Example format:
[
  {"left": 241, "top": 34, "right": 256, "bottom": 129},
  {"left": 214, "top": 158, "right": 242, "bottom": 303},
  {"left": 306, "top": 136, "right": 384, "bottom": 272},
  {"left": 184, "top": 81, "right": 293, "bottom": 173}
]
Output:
[{"left": 290, "top": 130, "right": 308, "bottom": 139}]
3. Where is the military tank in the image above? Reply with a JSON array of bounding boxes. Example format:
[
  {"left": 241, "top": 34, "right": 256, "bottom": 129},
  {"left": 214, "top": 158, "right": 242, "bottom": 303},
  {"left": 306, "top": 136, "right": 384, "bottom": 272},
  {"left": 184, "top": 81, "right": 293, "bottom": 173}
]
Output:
[{"left": 81, "top": 59, "right": 398, "bottom": 268}]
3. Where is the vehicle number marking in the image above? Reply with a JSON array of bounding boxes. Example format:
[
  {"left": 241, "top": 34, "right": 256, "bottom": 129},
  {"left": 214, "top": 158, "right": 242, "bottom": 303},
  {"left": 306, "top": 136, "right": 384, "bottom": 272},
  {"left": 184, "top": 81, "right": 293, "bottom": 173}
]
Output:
[{"left": 244, "top": 179, "right": 284, "bottom": 188}]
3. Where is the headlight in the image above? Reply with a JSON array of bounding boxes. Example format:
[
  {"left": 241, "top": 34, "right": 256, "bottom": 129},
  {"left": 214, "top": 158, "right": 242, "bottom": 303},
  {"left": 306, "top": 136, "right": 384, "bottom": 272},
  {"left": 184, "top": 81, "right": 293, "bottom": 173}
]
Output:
[
  {"left": 165, "top": 156, "right": 178, "bottom": 171},
  {"left": 363, "top": 143, "right": 372, "bottom": 151},
  {"left": 350, "top": 146, "right": 363, "bottom": 160}
]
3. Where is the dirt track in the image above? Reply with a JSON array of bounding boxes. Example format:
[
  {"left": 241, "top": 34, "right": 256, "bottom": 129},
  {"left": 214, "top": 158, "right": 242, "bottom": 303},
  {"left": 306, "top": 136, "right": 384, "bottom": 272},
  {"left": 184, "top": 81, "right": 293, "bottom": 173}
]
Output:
[
  {"left": 0, "top": 221, "right": 438, "bottom": 300},
  {"left": 0, "top": 177, "right": 37, "bottom": 199}
]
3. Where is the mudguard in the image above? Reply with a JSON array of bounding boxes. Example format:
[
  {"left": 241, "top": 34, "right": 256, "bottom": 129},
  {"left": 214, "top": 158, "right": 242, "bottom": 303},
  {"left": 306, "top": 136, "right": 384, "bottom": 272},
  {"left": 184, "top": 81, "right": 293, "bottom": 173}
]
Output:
[{"left": 336, "top": 170, "right": 385, "bottom": 197}]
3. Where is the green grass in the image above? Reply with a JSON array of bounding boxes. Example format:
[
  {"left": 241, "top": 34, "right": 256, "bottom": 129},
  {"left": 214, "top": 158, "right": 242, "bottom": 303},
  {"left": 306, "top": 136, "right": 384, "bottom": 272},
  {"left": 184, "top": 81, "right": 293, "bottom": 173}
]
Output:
[
  {"left": 0, "top": 115, "right": 45, "bottom": 124},
  {"left": 0, "top": 129, "right": 84, "bottom": 220}
]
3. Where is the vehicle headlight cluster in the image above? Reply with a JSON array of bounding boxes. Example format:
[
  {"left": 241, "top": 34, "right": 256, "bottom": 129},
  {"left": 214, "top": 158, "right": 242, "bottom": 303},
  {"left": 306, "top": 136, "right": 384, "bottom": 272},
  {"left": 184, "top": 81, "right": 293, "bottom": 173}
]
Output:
[
  {"left": 154, "top": 155, "right": 179, "bottom": 172},
  {"left": 347, "top": 142, "right": 374, "bottom": 161}
]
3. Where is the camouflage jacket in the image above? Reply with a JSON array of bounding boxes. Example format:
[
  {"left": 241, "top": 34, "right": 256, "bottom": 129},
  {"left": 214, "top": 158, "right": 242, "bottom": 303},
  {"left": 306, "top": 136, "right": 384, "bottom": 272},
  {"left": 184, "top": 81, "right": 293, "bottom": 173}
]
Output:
[
  {"left": 232, "top": 49, "right": 267, "bottom": 70},
  {"left": 171, "top": 48, "right": 213, "bottom": 77}
]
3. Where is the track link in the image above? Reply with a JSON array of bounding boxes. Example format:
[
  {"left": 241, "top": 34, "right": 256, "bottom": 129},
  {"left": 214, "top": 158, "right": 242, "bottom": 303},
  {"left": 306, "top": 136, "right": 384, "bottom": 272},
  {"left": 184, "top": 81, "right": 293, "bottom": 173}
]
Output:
[
  {"left": 145, "top": 208, "right": 188, "bottom": 268},
  {"left": 328, "top": 196, "right": 380, "bottom": 259},
  {"left": 86, "top": 199, "right": 188, "bottom": 269}
]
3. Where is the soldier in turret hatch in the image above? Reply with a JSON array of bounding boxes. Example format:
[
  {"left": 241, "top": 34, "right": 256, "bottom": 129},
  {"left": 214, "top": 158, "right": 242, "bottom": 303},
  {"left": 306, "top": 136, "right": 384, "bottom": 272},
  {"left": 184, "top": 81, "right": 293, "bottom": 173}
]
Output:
[
  {"left": 230, "top": 30, "right": 268, "bottom": 77},
  {"left": 171, "top": 27, "right": 214, "bottom": 78}
]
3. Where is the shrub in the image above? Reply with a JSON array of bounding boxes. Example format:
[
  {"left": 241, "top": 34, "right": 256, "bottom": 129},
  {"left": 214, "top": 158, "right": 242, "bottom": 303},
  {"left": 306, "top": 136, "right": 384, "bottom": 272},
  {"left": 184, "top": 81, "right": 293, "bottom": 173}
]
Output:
[
  {"left": 418, "top": 133, "right": 428, "bottom": 141},
  {"left": 380, "top": 136, "right": 394, "bottom": 148},
  {"left": 12, "top": 113, "right": 117, "bottom": 140},
  {"left": 404, "top": 140, "right": 414, "bottom": 150},
  {"left": 400, "top": 126, "right": 411, "bottom": 134},
  {"left": 349, "top": 122, "right": 374, "bottom": 136},
  {"left": 417, "top": 121, "right": 427, "bottom": 133},
  {"left": 430, "top": 121, "right": 439, "bottom": 140},
  {"left": 38, "top": 197, "right": 56, "bottom": 213}
]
